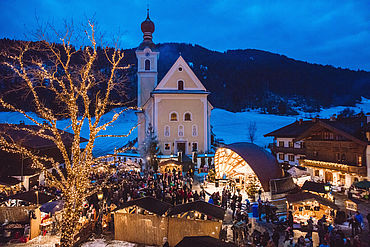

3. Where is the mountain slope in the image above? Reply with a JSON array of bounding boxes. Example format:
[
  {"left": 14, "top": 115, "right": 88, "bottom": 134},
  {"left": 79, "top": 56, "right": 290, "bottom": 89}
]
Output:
[{"left": 0, "top": 39, "right": 369, "bottom": 114}]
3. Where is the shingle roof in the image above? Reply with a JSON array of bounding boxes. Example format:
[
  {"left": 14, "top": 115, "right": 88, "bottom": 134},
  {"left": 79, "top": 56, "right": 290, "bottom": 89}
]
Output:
[
  {"left": 116, "top": 197, "right": 172, "bottom": 216},
  {"left": 301, "top": 181, "right": 330, "bottom": 194},
  {"left": 264, "top": 120, "right": 314, "bottom": 138},
  {"left": 168, "top": 200, "right": 225, "bottom": 220},
  {"left": 286, "top": 192, "right": 338, "bottom": 210}
]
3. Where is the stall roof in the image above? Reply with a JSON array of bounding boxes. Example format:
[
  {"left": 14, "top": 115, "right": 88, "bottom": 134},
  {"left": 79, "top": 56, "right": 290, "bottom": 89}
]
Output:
[
  {"left": 116, "top": 197, "right": 172, "bottom": 216},
  {"left": 0, "top": 176, "right": 21, "bottom": 186},
  {"left": 286, "top": 192, "right": 339, "bottom": 210},
  {"left": 175, "top": 236, "right": 237, "bottom": 247},
  {"left": 2, "top": 190, "right": 55, "bottom": 205},
  {"left": 168, "top": 200, "right": 225, "bottom": 220},
  {"left": 301, "top": 181, "right": 330, "bottom": 194}
]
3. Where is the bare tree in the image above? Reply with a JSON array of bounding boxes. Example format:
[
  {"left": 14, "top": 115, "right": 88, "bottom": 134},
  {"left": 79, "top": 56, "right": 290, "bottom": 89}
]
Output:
[
  {"left": 0, "top": 22, "right": 136, "bottom": 247},
  {"left": 248, "top": 121, "right": 257, "bottom": 143}
]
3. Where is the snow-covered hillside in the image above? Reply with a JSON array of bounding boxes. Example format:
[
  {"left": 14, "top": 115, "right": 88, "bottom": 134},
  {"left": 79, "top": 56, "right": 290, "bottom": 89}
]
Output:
[{"left": 0, "top": 98, "right": 368, "bottom": 156}]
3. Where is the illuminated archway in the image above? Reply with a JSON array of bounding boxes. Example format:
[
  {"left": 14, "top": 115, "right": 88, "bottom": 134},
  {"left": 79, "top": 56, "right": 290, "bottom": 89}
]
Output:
[
  {"left": 215, "top": 147, "right": 264, "bottom": 191},
  {"left": 214, "top": 143, "right": 283, "bottom": 192}
]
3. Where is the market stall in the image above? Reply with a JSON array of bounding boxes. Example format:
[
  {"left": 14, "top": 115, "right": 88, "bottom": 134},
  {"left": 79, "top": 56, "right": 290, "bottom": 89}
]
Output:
[
  {"left": 286, "top": 192, "right": 338, "bottom": 225},
  {"left": 158, "top": 159, "right": 183, "bottom": 174}
]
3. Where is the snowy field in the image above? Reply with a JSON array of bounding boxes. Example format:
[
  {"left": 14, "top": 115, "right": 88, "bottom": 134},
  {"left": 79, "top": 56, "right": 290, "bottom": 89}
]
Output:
[{"left": 0, "top": 97, "right": 368, "bottom": 156}]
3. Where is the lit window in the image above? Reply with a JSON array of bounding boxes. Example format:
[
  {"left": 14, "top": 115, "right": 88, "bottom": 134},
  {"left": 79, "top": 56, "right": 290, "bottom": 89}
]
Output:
[
  {"left": 170, "top": 112, "right": 178, "bottom": 121},
  {"left": 288, "top": 154, "right": 294, "bottom": 162},
  {"left": 184, "top": 112, "right": 192, "bottom": 121},
  {"left": 164, "top": 143, "right": 171, "bottom": 151},
  {"left": 178, "top": 80, "right": 184, "bottom": 90},
  {"left": 164, "top": 126, "right": 170, "bottom": 137},
  {"left": 278, "top": 153, "right": 285, "bottom": 160},
  {"left": 145, "top": 59, "right": 150, "bottom": 71},
  {"left": 288, "top": 142, "right": 294, "bottom": 148},
  {"left": 192, "top": 125, "right": 198, "bottom": 136},
  {"left": 358, "top": 156, "right": 362, "bottom": 166},
  {"left": 278, "top": 141, "right": 284, "bottom": 147},
  {"left": 178, "top": 125, "right": 184, "bottom": 137},
  {"left": 314, "top": 170, "right": 320, "bottom": 176}
]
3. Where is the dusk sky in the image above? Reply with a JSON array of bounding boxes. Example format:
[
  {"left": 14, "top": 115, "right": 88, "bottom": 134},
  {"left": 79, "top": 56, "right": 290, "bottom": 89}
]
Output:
[{"left": 0, "top": 0, "right": 369, "bottom": 71}]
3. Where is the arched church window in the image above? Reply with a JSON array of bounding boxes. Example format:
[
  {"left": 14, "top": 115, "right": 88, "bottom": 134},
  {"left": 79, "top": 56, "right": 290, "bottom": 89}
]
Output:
[
  {"left": 178, "top": 80, "right": 184, "bottom": 90},
  {"left": 145, "top": 59, "right": 151, "bottom": 71},
  {"left": 170, "top": 112, "right": 178, "bottom": 121},
  {"left": 164, "top": 125, "right": 170, "bottom": 137},
  {"left": 178, "top": 125, "right": 184, "bottom": 137},
  {"left": 192, "top": 125, "right": 198, "bottom": 136},
  {"left": 184, "top": 112, "right": 192, "bottom": 121}
]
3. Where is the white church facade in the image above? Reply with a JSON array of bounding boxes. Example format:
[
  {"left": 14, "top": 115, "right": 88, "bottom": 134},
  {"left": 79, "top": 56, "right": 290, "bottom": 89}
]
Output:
[{"left": 135, "top": 12, "right": 214, "bottom": 166}]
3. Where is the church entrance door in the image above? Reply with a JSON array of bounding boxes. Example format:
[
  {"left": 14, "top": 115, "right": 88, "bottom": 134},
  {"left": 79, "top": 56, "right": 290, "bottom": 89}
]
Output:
[{"left": 176, "top": 142, "right": 186, "bottom": 154}]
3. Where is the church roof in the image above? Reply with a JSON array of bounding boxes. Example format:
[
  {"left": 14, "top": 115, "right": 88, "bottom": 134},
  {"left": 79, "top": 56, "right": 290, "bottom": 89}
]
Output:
[{"left": 152, "top": 89, "right": 209, "bottom": 95}]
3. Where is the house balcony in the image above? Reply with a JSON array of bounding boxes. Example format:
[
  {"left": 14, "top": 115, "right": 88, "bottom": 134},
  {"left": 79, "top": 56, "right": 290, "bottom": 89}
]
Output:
[
  {"left": 268, "top": 143, "right": 306, "bottom": 155},
  {"left": 299, "top": 159, "right": 367, "bottom": 176}
]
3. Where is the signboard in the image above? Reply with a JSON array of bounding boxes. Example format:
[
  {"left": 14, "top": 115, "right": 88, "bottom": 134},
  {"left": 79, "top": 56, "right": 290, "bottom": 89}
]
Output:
[{"left": 345, "top": 200, "right": 357, "bottom": 212}]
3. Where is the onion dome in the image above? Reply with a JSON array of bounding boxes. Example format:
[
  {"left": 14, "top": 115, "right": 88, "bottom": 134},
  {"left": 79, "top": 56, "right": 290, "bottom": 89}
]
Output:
[{"left": 141, "top": 9, "right": 155, "bottom": 41}]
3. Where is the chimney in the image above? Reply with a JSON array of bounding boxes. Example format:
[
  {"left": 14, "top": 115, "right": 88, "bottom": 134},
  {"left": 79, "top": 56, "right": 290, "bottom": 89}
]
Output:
[
  {"left": 312, "top": 118, "right": 317, "bottom": 123},
  {"left": 299, "top": 119, "right": 303, "bottom": 125},
  {"left": 19, "top": 121, "right": 25, "bottom": 125},
  {"left": 330, "top": 114, "right": 336, "bottom": 121}
]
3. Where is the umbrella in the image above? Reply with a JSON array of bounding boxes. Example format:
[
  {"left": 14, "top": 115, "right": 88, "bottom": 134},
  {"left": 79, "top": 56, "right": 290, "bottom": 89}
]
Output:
[
  {"left": 5, "top": 190, "right": 55, "bottom": 205},
  {"left": 40, "top": 200, "right": 64, "bottom": 214},
  {"left": 354, "top": 180, "right": 370, "bottom": 190}
]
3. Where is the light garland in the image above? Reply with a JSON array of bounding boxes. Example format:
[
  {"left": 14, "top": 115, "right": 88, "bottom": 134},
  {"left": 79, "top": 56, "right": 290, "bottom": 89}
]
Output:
[{"left": 0, "top": 21, "right": 135, "bottom": 247}]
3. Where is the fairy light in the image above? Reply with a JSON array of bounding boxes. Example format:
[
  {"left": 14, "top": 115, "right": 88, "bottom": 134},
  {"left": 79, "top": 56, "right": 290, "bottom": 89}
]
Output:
[{"left": 0, "top": 22, "right": 135, "bottom": 247}]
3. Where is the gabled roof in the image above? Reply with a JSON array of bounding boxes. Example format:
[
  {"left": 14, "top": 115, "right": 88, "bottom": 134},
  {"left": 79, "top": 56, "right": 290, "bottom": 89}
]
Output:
[
  {"left": 115, "top": 196, "right": 172, "bottom": 216},
  {"left": 295, "top": 120, "right": 368, "bottom": 145},
  {"left": 301, "top": 181, "right": 330, "bottom": 194},
  {"left": 264, "top": 116, "right": 369, "bottom": 145},
  {"left": 286, "top": 192, "right": 339, "bottom": 210},
  {"left": 0, "top": 123, "right": 88, "bottom": 149},
  {"left": 264, "top": 120, "right": 314, "bottom": 138},
  {"left": 168, "top": 200, "right": 225, "bottom": 220},
  {"left": 155, "top": 56, "right": 206, "bottom": 91}
]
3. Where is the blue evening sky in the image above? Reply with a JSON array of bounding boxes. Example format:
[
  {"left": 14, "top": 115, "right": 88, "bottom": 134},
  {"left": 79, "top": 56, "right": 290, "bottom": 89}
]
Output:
[{"left": 0, "top": 0, "right": 369, "bottom": 71}]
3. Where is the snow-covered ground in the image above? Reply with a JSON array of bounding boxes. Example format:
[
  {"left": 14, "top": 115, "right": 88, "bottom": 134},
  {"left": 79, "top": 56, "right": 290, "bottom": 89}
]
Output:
[{"left": 0, "top": 98, "right": 368, "bottom": 156}]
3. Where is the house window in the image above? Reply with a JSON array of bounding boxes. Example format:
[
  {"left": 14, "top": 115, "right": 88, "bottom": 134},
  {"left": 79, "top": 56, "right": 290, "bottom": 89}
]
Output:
[
  {"left": 164, "top": 143, "right": 171, "bottom": 151},
  {"left": 288, "top": 154, "right": 294, "bottom": 162},
  {"left": 358, "top": 156, "right": 362, "bottom": 166},
  {"left": 178, "top": 67, "right": 183, "bottom": 71},
  {"left": 192, "top": 125, "right": 198, "bottom": 136},
  {"left": 278, "top": 141, "right": 284, "bottom": 147},
  {"left": 170, "top": 112, "right": 178, "bottom": 121},
  {"left": 178, "top": 80, "right": 184, "bottom": 90},
  {"left": 314, "top": 170, "right": 320, "bottom": 176},
  {"left": 164, "top": 125, "right": 170, "bottom": 137},
  {"left": 288, "top": 142, "right": 294, "bottom": 148},
  {"left": 192, "top": 142, "right": 198, "bottom": 152},
  {"left": 313, "top": 151, "right": 319, "bottom": 157},
  {"left": 184, "top": 112, "right": 192, "bottom": 121},
  {"left": 145, "top": 59, "right": 150, "bottom": 71},
  {"left": 341, "top": 153, "right": 346, "bottom": 161},
  {"left": 178, "top": 125, "right": 184, "bottom": 137},
  {"left": 278, "top": 153, "right": 285, "bottom": 160}
]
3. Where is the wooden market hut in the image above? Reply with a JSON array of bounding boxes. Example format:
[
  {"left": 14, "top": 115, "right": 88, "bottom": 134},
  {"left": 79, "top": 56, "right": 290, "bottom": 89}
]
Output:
[
  {"left": 167, "top": 201, "right": 225, "bottom": 246},
  {"left": 286, "top": 192, "right": 339, "bottom": 223},
  {"left": 114, "top": 197, "right": 225, "bottom": 247}
]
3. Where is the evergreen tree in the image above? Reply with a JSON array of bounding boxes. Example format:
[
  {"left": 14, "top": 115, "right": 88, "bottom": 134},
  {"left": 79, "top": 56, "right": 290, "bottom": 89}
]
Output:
[{"left": 141, "top": 123, "right": 160, "bottom": 171}]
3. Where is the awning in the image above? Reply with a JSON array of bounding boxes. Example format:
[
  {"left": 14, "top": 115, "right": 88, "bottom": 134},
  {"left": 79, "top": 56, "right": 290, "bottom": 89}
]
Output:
[
  {"left": 286, "top": 192, "right": 338, "bottom": 210},
  {"left": 115, "top": 197, "right": 172, "bottom": 216}
]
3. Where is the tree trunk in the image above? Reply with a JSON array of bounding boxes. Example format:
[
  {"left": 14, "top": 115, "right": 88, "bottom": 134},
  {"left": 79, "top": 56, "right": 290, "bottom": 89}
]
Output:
[{"left": 60, "top": 201, "right": 80, "bottom": 247}]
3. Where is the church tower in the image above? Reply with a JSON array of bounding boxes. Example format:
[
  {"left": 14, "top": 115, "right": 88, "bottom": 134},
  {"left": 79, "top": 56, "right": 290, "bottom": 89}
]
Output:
[
  {"left": 136, "top": 9, "right": 159, "bottom": 108},
  {"left": 136, "top": 10, "right": 159, "bottom": 152}
]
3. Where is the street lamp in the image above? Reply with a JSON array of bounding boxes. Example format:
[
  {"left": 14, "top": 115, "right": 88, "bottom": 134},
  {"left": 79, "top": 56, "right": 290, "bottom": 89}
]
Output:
[{"left": 97, "top": 190, "right": 104, "bottom": 201}]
